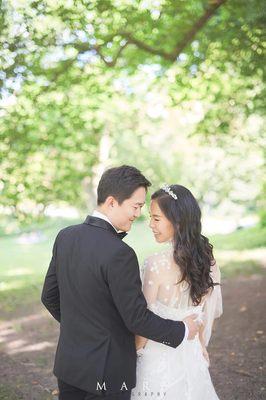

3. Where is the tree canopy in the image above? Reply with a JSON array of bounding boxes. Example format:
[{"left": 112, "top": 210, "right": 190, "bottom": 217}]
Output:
[{"left": 0, "top": 0, "right": 265, "bottom": 224}]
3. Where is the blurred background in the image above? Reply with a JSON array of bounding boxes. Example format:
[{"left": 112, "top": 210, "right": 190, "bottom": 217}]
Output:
[{"left": 0, "top": 0, "right": 265, "bottom": 399}]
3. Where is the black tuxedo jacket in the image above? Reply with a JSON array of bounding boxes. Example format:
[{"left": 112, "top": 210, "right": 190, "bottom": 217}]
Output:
[{"left": 41, "top": 216, "right": 185, "bottom": 395}]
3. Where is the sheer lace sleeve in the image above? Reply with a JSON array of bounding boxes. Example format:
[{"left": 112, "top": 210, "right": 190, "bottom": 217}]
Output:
[
  {"left": 141, "top": 256, "right": 161, "bottom": 306},
  {"left": 202, "top": 262, "right": 223, "bottom": 346},
  {"left": 135, "top": 256, "right": 161, "bottom": 350}
]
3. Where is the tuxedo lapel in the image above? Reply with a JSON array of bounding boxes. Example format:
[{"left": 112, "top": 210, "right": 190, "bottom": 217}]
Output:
[
  {"left": 84, "top": 215, "right": 117, "bottom": 235},
  {"left": 84, "top": 215, "right": 128, "bottom": 240}
]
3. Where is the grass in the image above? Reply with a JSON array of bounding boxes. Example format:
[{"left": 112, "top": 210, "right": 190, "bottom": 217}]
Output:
[
  {"left": 0, "top": 382, "right": 52, "bottom": 400},
  {"left": 0, "top": 218, "right": 77, "bottom": 317},
  {"left": 211, "top": 225, "right": 266, "bottom": 250},
  {"left": 0, "top": 218, "right": 265, "bottom": 315},
  {"left": 0, "top": 384, "right": 18, "bottom": 400},
  {"left": 218, "top": 259, "right": 264, "bottom": 277},
  {"left": 210, "top": 225, "right": 266, "bottom": 278}
]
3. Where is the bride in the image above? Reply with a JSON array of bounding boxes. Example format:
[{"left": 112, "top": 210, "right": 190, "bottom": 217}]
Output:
[{"left": 131, "top": 184, "right": 222, "bottom": 400}]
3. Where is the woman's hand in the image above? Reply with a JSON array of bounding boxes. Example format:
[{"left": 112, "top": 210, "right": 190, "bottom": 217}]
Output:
[{"left": 135, "top": 335, "right": 147, "bottom": 350}]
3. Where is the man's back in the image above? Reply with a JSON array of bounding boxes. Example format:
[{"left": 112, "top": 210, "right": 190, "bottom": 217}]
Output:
[
  {"left": 43, "top": 217, "right": 138, "bottom": 394},
  {"left": 42, "top": 216, "right": 186, "bottom": 395}
]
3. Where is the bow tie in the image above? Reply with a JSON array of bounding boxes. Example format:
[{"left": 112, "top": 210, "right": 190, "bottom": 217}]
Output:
[{"left": 117, "top": 231, "right": 128, "bottom": 239}]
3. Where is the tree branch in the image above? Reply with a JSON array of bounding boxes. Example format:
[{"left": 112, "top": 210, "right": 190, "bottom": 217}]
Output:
[
  {"left": 44, "top": 0, "right": 227, "bottom": 80},
  {"left": 95, "top": 41, "right": 130, "bottom": 67},
  {"left": 172, "top": 0, "right": 227, "bottom": 59},
  {"left": 119, "top": 31, "right": 174, "bottom": 61},
  {"left": 97, "top": 0, "right": 227, "bottom": 65}
]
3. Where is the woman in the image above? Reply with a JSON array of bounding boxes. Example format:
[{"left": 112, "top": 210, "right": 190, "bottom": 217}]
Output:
[{"left": 131, "top": 184, "right": 223, "bottom": 400}]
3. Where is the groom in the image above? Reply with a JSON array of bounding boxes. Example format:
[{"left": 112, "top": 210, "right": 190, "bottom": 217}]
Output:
[{"left": 41, "top": 165, "right": 199, "bottom": 400}]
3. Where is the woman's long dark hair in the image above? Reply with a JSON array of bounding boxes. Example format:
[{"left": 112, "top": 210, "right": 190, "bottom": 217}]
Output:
[{"left": 151, "top": 184, "right": 218, "bottom": 306}]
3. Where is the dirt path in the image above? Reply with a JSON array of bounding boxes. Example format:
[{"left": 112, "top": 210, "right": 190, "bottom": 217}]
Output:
[
  {"left": 0, "top": 274, "right": 265, "bottom": 400},
  {"left": 209, "top": 274, "right": 266, "bottom": 400}
]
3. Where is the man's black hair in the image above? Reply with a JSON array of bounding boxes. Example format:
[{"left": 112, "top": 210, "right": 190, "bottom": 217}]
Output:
[{"left": 97, "top": 165, "right": 151, "bottom": 205}]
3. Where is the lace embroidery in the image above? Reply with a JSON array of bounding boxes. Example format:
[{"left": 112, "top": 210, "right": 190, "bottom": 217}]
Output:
[{"left": 133, "top": 250, "right": 222, "bottom": 400}]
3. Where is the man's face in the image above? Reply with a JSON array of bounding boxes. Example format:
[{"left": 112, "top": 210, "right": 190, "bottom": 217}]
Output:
[{"left": 109, "top": 186, "right": 146, "bottom": 232}]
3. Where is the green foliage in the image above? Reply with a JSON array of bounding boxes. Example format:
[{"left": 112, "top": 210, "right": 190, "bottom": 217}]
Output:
[
  {"left": 0, "top": 70, "right": 114, "bottom": 222},
  {"left": 258, "top": 173, "right": 266, "bottom": 227},
  {"left": 259, "top": 209, "right": 266, "bottom": 227},
  {"left": 0, "top": 0, "right": 265, "bottom": 222},
  {"left": 1, "top": 0, "right": 265, "bottom": 88}
]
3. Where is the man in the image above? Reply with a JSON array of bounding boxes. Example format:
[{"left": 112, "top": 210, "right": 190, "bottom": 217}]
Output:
[{"left": 41, "top": 165, "right": 199, "bottom": 400}]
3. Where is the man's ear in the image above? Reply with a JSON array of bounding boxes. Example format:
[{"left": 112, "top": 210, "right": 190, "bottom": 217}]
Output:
[{"left": 105, "top": 196, "right": 116, "bottom": 208}]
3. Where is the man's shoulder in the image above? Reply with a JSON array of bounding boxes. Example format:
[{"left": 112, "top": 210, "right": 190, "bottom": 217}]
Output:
[
  {"left": 106, "top": 241, "right": 139, "bottom": 276},
  {"left": 53, "top": 222, "right": 89, "bottom": 245},
  {"left": 55, "top": 222, "right": 137, "bottom": 259},
  {"left": 108, "top": 237, "right": 136, "bottom": 259},
  {"left": 57, "top": 222, "right": 84, "bottom": 236}
]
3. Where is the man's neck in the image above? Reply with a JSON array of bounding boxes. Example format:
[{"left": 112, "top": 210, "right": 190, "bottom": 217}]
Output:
[
  {"left": 93, "top": 208, "right": 120, "bottom": 232},
  {"left": 95, "top": 207, "right": 109, "bottom": 219}
]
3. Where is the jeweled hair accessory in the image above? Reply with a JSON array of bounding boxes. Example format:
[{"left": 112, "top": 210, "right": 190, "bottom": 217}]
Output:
[{"left": 161, "top": 184, "right": 178, "bottom": 200}]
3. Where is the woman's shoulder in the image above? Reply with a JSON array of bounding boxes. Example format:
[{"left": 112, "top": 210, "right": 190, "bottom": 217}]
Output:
[{"left": 143, "top": 247, "right": 173, "bottom": 272}]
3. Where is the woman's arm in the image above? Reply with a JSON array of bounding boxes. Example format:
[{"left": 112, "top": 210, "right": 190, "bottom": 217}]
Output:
[
  {"left": 201, "top": 262, "right": 223, "bottom": 346},
  {"left": 135, "top": 256, "right": 160, "bottom": 350},
  {"left": 198, "top": 321, "right": 210, "bottom": 365}
]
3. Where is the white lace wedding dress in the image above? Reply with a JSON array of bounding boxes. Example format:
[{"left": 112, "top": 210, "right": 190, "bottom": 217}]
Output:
[{"left": 131, "top": 245, "right": 223, "bottom": 400}]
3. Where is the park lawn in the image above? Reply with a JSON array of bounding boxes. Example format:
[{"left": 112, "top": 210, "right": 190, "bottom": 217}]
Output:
[
  {"left": 211, "top": 225, "right": 266, "bottom": 277},
  {"left": 0, "top": 219, "right": 265, "bottom": 316},
  {"left": 0, "top": 218, "right": 72, "bottom": 317},
  {"left": 0, "top": 384, "right": 20, "bottom": 400},
  {"left": 127, "top": 222, "right": 266, "bottom": 278},
  {"left": 211, "top": 224, "right": 266, "bottom": 250}
]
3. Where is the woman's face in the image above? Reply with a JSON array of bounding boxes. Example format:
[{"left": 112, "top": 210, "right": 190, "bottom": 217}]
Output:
[{"left": 149, "top": 199, "right": 175, "bottom": 243}]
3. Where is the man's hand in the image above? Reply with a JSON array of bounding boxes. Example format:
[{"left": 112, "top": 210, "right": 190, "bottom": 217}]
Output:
[{"left": 183, "top": 313, "right": 201, "bottom": 340}]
